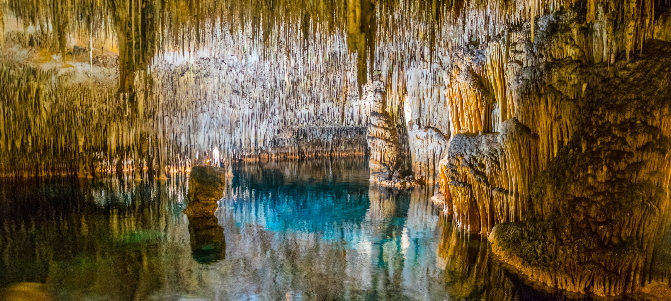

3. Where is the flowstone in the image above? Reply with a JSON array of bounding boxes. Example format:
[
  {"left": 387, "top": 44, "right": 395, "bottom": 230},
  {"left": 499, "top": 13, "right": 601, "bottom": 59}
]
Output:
[{"left": 490, "top": 41, "right": 671, "bottom": 297}]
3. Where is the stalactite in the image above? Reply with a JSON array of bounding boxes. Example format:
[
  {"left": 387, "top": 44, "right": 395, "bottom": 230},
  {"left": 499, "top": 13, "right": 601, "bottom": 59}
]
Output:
[
  {"left": 0, "top": 0, "right": 4, "bottom": 48},
  {"left": 1, "top": 0, "right": 670, "bottom": 189}
]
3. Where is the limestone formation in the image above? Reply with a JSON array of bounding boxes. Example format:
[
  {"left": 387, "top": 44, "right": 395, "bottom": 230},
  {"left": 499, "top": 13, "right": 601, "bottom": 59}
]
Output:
[
  {"left": 432, "top": 2, "right": 671, "bottom": 298},
  {"left": 440, "top": 118, "right": 538, "bottom": 234},
  {"left": 183, "top": 166, "right": 227, "bottom": 217},
  {"left": 366, "top": 79, "right": 414, "bottom": 188},
  {"left": 488, "top": 42, "right": 671, "bottom": 297},
  {"left": 3, "top": 0, "right": 671, "bottom": 298},
  {"left": 407, "top": 125, "right": 450, "bottom": 185}
]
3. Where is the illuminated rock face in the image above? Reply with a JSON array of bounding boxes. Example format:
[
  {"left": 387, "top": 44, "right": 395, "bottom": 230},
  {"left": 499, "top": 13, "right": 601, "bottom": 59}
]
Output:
[
  {"left": 431, "top": 3, "right": 671, "bottom": 298},
  {"left": 366, "top": 79, "right": 413, "bottom": 187},
  {"left": 183, "top": 166, "right": 227, "bottom": 217},
  {"left": 490, "top": 45, "right": 671, "bottom": 296},
  {"left": 434, "top": 2, "right": 670, "bottom": 236},
  {"left": 440, "top": 118, "right": 537, "bottom": 235}
]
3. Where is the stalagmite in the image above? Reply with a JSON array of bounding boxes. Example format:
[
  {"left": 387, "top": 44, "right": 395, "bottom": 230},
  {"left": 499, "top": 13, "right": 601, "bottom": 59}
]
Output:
[
  {"left": 183, "top": 165, "right": 227, "bottom": 217},
  {"left": 365, "top": 78, "right": 413, "bottom": 188}
]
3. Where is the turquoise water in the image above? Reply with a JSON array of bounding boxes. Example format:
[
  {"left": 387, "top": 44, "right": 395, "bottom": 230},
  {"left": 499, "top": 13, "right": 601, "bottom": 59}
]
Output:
[{"left": 0, "top": 159, "right": 564, "bottom": 301}]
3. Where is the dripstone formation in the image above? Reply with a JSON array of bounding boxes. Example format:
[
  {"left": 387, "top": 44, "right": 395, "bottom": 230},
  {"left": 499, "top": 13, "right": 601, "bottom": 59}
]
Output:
[{"left": 2, "top": 0, "right": 671, "bottom": 298}]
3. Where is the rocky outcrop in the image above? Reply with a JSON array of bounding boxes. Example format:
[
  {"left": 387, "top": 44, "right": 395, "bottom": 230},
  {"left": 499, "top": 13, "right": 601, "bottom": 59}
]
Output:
[
  {"left": 439, "top": 119, "right": 538, "bottom": 234},
  {"left": 366, "top": 80, "right": 413, "bottom": 188},
  {"left": 183, "top": 166, "right": 227, "bottom": 217},
  {"left": 488, "top": 42, "right": 671, "bottom": 297}
]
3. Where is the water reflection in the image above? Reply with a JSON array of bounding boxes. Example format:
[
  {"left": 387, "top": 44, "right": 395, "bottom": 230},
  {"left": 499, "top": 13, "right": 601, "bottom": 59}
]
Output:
[
  {"left": 218, "top": 159, "right": 445, "bottom": 300},
  {"left": 188, "top": 215, "right": 226, "bottom": 264},
  {"left": 0, "top": 158, "right": 608, "bottom": 300},
  {"left": 0, "top": 176, "right": 187, "bottom": 300}
]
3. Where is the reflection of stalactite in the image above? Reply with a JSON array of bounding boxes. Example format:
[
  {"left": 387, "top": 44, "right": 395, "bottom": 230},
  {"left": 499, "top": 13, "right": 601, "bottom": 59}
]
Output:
[
  {"left": 366, "top": 185, "right": 399, "bottom": 224},
  {"left": 0, "top": 177, "right": 186, "bottom": 300},
  {"left": 436, "top": 218, "right": 527, "bottom": 301}
]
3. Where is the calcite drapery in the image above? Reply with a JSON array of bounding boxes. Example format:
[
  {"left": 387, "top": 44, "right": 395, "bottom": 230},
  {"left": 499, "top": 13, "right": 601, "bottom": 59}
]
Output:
[
  {"left": 365, "top": 79, "right": 413, "bottom": 187},
  {"left": 490, "top": 42, "right": 671, "bottom": 296},
  {"left": 432, "top": 3, "right": 671, "bottom": 298},
  {"left": 4, "top": 0, "right": 665, "bottom": 182},
  {"left": 440, "top": 118, "right": 538, "bottom": 235}
]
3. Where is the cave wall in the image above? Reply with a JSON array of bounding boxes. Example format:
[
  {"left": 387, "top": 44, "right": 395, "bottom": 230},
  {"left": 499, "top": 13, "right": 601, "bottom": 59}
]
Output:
[
  {"left": 437, "top": 1, "right": 671, "bottom": 233},
  {"left": 430, "top": 1, "right": 671, "bottom": 298}
]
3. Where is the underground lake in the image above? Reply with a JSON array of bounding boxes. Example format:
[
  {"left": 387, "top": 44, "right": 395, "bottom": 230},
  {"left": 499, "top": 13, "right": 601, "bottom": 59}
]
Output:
[{"left": 0, "top": 158, "right": 613, "bottom": 301}]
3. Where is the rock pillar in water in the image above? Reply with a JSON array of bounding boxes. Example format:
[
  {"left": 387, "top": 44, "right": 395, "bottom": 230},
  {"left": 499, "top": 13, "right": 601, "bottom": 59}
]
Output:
[
  {"left": 183, "top": 166, "right": 227, "bottom": 217},
  {"left": 184, "top": 166, "right": 228, "bottom": 264}
]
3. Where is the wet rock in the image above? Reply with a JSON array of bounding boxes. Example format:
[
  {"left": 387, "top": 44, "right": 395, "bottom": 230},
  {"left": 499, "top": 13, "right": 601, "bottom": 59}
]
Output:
[
  {"left": 183, "top": 166, "right": 227, "bottom": 217},
  {"left": 489, "top": 42, "right": 671, "bottom": 297}
]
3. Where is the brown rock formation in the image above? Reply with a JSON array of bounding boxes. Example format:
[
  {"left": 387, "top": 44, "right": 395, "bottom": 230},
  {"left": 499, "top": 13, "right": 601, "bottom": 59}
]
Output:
[
  {"left": 366, "top": 79, "right": 413, "bottom": 188},
  {"left": 440, "top": 118, "right": 538, "bottom": 234},
  {"left": 183, "top": 166, "right": 227, "bottom": 217},
  {"left": 489, "top": 42, "right": 671, "bottom": 297},
  {"left": 431, "top": 3, "right": 671, "bottom": 298}
]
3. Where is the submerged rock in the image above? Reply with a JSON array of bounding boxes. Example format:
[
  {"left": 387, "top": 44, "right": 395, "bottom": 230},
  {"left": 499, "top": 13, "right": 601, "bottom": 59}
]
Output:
[
  {"left": 187, "top": 215, "right": 226, "bottom": 264},
  {"left": 183, "top": 166, "right": 227, "bottom": 217},
  {"left": 0, "top": 282, "right": 54, "bottom": 301}
]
